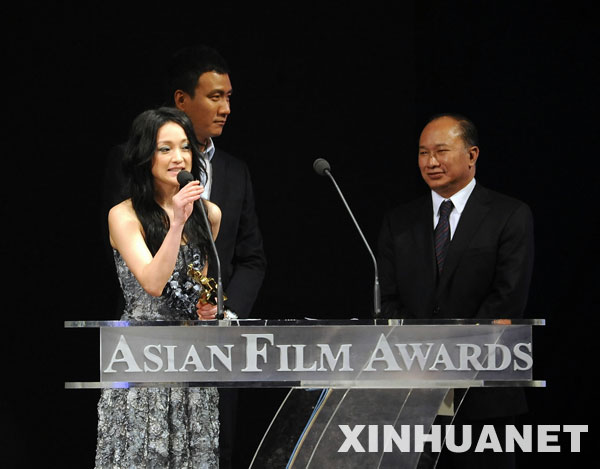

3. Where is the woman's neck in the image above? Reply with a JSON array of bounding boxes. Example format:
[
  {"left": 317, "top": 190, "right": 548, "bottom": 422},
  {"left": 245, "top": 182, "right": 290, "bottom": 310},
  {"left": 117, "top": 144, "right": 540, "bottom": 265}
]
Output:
[{"left": 153, "top": 181, "right": 179, "bottom": 208}]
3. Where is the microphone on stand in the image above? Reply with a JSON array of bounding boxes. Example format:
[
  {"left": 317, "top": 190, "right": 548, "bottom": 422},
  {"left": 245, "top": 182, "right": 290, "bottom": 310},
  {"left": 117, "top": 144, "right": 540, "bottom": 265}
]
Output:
[
  {"left": 313, "top": 158, "right": 381, "bottom": 316},
  {"left": 177, "top": 170, "right": 225, "bottom": 319}
]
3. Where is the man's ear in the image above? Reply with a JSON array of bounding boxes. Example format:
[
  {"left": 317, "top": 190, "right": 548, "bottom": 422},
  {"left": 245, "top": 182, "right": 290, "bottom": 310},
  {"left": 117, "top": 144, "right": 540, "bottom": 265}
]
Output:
[
  {"left": 468, "top": 146, "right": 480, "bottom": 168},
  {"left": 174, "top": 90, "right": 186, "bottom": 110}
]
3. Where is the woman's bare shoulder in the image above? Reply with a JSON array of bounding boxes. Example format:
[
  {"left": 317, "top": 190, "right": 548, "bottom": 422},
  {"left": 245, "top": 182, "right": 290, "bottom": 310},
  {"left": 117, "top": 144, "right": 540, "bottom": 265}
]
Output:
[
  {"left": 205, "top": 199, "right": 222, "bottom": 220},
  {"left": 109, "top": 199, "right": 135, "bottom": 220}
]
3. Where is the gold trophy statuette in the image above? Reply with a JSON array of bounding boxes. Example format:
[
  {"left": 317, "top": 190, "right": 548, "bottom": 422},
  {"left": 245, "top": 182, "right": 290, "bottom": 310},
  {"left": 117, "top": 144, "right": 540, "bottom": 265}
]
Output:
[{"left": 187, "top": 264, "right": 228, "bottom": 306}]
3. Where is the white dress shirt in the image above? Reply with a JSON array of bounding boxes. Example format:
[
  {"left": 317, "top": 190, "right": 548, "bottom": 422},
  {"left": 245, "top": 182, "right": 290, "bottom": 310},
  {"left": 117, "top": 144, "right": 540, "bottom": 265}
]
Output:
[
  {"left": 200, "top": 138, "right": 216, "bottom": 199},
  {"left": 431, "top": 178, "right": 476, "bottom": 240}
]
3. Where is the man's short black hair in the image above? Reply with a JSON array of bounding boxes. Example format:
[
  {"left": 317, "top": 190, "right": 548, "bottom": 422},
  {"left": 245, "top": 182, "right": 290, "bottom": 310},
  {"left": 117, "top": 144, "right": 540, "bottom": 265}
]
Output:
[{"left": 165, "top": 45, "right": 230, "bottom": 103}]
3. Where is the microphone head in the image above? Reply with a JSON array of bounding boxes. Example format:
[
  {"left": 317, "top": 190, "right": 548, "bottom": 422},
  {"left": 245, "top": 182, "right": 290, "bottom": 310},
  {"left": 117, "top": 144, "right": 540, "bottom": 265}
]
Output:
[
  {"left": 313, "top": 158, "right": 331, "bottom": 176},
  {"left": 176, "top": 170, "right": 194, "bottom": 187}
]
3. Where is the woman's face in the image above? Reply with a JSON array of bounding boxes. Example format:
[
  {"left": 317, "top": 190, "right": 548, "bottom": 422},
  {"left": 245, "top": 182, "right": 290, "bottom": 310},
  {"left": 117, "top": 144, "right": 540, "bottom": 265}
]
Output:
[{"left": 151, "top": 122, "right": 193, "bottom": 187}]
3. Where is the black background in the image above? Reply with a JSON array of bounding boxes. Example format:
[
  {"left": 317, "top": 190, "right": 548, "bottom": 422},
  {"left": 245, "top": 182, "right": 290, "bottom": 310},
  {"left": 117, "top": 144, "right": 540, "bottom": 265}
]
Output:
[{"left": 2, "top": 1, "right": 596, "bottom": 467}]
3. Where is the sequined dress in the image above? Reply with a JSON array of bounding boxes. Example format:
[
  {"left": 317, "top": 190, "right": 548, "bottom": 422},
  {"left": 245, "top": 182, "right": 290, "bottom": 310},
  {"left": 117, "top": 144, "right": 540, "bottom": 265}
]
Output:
[{"left": 95, "top": 245, "right": 219, "bottom": 468}]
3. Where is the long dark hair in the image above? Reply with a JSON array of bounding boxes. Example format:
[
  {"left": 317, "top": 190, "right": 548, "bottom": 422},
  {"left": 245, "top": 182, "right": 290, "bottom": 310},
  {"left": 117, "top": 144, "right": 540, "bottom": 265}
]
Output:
[{"left": 122, "top": 107, "right": 211, "bottom": 256}]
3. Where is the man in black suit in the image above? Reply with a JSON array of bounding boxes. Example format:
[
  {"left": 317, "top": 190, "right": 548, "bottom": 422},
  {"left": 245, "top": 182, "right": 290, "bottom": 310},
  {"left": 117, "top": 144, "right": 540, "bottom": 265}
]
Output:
[
  {"left": 377, "top": 114, "right": 534, "bottom": 468},
  {"left": 166, "top": 45, "right": 266, "bottom": 320},
  {"left": 102, "top": 45, "right": 266, "bottom": 469},
  {"left": 168, "top": 46, "right": 266, "bottom": 469}
]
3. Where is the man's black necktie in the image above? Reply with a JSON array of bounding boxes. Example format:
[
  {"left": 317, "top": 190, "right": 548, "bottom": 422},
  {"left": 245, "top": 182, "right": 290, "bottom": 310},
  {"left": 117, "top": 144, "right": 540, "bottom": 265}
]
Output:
[{"left": 434, "top": 200, "right": 454, "bottom": 274}]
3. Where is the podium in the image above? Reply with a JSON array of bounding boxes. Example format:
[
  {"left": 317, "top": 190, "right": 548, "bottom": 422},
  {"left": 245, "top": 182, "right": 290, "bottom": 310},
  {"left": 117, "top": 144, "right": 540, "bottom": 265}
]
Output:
[{"left": 65, "top": 318, "right": 544, "bottom": 468}]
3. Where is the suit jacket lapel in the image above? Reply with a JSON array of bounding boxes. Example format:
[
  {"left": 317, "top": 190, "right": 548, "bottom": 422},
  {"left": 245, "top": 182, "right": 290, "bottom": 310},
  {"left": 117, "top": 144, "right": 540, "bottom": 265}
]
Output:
[{"left": 437, "top": 184, "right": 491, "bottom": 293}]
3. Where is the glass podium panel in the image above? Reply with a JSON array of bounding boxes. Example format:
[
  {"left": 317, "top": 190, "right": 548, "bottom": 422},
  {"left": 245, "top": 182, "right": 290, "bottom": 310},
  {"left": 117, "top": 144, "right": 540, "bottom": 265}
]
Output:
[{"left": 250, "top": 388, "right": 451, "bottom": 469}]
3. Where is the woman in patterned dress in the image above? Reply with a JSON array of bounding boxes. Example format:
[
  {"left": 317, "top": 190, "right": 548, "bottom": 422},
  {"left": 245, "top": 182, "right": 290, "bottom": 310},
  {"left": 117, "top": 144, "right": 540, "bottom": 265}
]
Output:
[{"left": 95, "top": 107, "right": 221, "bottom": 468}]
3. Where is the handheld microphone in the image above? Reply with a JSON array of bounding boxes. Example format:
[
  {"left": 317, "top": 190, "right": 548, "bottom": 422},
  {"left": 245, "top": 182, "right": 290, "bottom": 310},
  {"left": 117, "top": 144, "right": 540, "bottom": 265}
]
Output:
[
  {"left": 177, "top": 170, "right": 224, "bottom": 319},
  {"left": 313, "top": 158, "right": 381, "bottom": 316}
]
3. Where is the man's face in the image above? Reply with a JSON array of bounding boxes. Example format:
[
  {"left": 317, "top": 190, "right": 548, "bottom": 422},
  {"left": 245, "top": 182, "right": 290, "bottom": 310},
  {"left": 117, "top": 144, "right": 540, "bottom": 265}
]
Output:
[
  {"left": 418, "top": 116, "right": 478, "bottom": 198},
  {"left": 175, "top": 71, "right": 232, "bottom": 144}
]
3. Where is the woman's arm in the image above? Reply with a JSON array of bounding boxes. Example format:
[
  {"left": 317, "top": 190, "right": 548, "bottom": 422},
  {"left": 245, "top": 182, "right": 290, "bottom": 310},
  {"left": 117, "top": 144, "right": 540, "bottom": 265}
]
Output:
[
  {"left": 109, "top": 182, "right": 204, "bottom": 296},
  {"left": 205, "top": 199, "right": 222, "bottom": 241},
  {"left": 196, "top": 200, "right": 222, "bottom": 319},
  {"left": 199, "top": 200, "right": 222, "bottom": 277}
]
